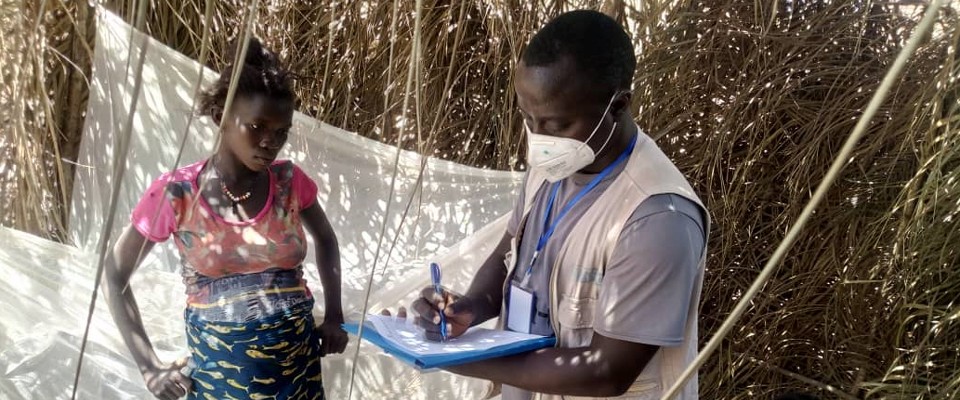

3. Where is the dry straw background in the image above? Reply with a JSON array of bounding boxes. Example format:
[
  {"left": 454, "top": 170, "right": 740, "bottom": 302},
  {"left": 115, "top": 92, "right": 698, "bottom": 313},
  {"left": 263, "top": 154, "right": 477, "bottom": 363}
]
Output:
[{"left": 1, "top": 0, "right": 958, "bottom": 398}]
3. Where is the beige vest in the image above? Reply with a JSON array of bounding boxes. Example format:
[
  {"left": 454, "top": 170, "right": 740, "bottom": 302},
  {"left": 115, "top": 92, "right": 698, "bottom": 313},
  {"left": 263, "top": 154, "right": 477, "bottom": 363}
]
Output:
[{"left": 499, "top": 129, "right": 709, "bottom": 400}]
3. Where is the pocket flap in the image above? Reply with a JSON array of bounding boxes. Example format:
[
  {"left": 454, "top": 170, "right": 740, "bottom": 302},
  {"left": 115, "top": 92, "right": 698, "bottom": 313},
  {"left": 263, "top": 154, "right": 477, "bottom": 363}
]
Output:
[{"left": 556, "top": 296, "right": 596, "bottom": 328}]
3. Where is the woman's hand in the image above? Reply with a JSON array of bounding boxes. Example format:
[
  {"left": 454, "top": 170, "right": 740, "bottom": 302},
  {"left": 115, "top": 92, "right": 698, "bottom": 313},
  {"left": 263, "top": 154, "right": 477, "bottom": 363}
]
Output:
[
  {"left": 142, "top": 358, "right": 192, "bottom": 400},
  {"left": 316, "top": 319, "right": 349, "bottom": 356}
]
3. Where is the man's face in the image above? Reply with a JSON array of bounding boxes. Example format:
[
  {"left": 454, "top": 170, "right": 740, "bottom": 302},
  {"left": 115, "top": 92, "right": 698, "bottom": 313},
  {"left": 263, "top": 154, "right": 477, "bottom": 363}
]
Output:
[{"left": 514, "top": 56, "right": 616, "bottom": 148}]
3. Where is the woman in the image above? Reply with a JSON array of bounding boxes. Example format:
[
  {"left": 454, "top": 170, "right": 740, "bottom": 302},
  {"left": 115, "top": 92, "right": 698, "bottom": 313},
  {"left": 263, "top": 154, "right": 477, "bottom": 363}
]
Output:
[{"left": 103, "top": 38, "right": 347, "bottom": 400}]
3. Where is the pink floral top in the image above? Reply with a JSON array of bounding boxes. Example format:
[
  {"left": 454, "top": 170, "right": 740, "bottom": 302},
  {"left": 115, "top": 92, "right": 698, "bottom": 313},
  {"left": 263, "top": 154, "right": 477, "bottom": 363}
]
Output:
[{"left": 131, "top": 159, "right": 319, "bottom": 322}]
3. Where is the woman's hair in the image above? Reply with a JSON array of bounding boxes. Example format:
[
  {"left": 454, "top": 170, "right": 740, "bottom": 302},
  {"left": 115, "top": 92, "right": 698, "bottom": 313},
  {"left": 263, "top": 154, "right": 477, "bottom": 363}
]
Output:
[{"left": 198, "top": 37, "right": 297, "bottom": 118}]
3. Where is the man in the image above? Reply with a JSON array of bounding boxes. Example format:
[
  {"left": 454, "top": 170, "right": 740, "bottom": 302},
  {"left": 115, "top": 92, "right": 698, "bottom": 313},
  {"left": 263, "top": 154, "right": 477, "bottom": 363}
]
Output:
[{"left": 411, "top": 10, "right": 708, "bottom": 399}]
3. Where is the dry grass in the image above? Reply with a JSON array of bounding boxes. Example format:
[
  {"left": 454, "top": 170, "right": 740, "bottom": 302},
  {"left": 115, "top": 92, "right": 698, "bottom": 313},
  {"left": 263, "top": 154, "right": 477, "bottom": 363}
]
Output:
[
  {"left": 2, "top": 0, "right": 958, "bottom": 398},
  {"left": 0, "top": 0, "right": 92, "bottom": 241}
]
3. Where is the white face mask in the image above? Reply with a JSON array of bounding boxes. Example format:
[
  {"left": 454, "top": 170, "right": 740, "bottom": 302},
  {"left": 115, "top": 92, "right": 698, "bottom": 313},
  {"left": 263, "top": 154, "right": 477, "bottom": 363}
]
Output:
[{"left": 524, "top": 94, "right": 619, "bottom": 182}]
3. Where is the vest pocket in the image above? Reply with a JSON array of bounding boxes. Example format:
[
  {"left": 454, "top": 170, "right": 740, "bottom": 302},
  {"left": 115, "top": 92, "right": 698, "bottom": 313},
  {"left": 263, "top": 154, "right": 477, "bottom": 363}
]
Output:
[
  {"left": 557, "top": 295, "right": 595, "bottom": 329},
  {"left": 556, "top": 296, "right": 596, "bottom": 346}
]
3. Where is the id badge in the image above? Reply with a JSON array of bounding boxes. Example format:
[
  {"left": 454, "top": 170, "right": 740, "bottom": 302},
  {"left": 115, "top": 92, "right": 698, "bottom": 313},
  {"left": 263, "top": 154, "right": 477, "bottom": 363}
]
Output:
[{"left": 506, "top": 283, "right": 536, "bottom": 334}]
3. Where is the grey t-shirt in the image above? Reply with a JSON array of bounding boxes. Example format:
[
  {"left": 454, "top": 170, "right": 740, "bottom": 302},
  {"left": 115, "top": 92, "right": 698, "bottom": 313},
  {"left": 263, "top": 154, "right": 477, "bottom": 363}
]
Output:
[{"left": 502, "top": 162, "right": 706, "bottom": 400}]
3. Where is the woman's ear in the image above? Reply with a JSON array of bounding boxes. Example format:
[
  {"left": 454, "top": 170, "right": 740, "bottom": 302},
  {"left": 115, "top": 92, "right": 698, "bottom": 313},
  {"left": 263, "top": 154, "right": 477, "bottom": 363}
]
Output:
[{"left": 211, "top": 108, "right": 224, "bottom": 126}]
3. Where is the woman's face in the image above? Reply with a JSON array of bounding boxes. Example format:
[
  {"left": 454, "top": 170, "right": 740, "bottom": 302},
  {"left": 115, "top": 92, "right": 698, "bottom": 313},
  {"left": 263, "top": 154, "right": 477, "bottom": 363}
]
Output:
[{"left": 218, "top": 94, "right": 295, "bottom": 172}]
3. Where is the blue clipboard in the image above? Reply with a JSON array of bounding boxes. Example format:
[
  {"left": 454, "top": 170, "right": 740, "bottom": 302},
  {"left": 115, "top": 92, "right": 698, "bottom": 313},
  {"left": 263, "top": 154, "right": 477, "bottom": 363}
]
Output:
[{"left": 343, "top": 321, "right": 556, "bottom": 369}]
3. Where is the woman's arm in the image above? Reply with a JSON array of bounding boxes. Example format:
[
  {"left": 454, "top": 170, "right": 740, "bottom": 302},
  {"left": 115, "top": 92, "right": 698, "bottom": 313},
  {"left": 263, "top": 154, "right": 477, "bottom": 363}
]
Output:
[
  {"left": 300, "top": 202, "right": 348, "bottom": 355},
  {"left": 102, "top": 226, "right": 159, "bottom": 373},
  {"left": 102, "top": 226, "right": 191, "bottom": 399}
]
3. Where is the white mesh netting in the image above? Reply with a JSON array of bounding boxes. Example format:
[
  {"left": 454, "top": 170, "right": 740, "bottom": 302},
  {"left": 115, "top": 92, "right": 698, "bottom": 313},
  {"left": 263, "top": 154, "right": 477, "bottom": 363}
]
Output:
[{"left": 0, "top": 10, "right": 522, "bottom": 399}]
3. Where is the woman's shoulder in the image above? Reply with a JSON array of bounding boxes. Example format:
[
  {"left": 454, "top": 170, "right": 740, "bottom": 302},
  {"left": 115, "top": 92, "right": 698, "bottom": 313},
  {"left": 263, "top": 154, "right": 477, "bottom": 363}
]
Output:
[
  {"left": 270, "top": 159, "right": 295, "bottom": 169},
  {"left": 269, "top": 159, "right": 302, "bottom": 181},
  {"left": 156, "top": 160, "right": 205, "bottom": 184},
  {"left": 144, "top": 160, "right": 204, "bottom": 200}
]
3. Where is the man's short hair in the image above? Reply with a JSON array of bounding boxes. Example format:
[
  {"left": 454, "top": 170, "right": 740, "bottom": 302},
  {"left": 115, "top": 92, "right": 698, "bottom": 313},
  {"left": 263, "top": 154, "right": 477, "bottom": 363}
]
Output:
[{"left": 522, "top": 9, "right": 636, "bottom": 97}]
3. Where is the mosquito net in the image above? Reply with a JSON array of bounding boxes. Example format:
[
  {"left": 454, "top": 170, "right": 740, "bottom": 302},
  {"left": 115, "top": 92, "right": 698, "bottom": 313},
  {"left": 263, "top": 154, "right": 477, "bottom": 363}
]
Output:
[{"left": 0, "top": 10, "right": 522, "bottom": 399}]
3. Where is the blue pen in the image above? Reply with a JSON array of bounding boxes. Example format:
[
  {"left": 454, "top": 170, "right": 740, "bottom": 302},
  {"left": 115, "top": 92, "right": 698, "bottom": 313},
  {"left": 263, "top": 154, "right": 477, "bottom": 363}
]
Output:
[{"left": 430, "top": 262, "right": 448, "bottom": 341}]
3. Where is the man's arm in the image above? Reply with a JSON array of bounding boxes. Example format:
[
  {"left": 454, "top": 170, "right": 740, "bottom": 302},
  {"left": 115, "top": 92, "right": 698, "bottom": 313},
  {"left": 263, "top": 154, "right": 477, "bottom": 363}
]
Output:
[
  {"left": 411, "top": 175, "right": 526, "bottom": 339},
  {"left": 447, "top": 332, "right": 658, "bottom": 397},
  {"left": 460, "top": 174, "right": 530, "bottom": 326},
  {"left": 462, "top": 231, "right": 512, "bottom": 326},
  {"left": 411, "top": 231, "right": 513, "bottom": 340}
]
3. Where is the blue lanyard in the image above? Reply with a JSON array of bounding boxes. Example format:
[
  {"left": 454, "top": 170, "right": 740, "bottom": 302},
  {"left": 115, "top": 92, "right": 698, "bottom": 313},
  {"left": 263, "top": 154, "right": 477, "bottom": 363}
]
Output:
[{"left": 524, "top": 134, "right": 639, "bottom": 277}]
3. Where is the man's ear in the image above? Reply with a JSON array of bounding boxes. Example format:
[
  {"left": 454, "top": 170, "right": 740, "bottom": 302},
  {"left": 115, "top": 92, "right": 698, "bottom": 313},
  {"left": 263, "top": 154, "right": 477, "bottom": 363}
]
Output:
[{"left": 611, "top": 90, "right": 632, "bottom": 118}]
